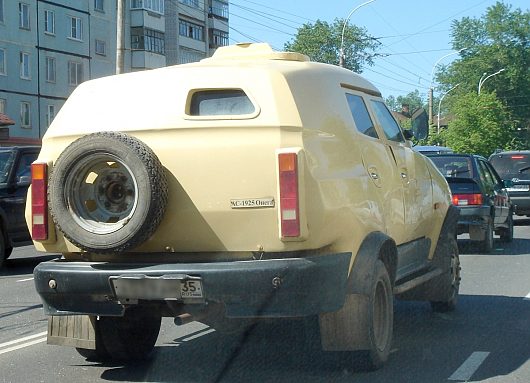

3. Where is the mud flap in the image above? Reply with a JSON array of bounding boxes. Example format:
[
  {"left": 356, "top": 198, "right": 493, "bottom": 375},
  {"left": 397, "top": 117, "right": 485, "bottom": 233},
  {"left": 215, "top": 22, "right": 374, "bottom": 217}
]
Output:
[
  {"left": 318, "top": 294, "right": 370, "bottom": 351},
  {"left": 47, "top": 315, "right": 96, "bottom": 350}
]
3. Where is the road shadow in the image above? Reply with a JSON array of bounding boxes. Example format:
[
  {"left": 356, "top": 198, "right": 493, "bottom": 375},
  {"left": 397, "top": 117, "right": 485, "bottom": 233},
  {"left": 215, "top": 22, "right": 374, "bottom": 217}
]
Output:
[
  {"left": 95, "top": 295, "right": 529, "bottom": 383},
  {"left": 0, "top": 254, "right": 60, "bottom": 277},
  {"left": 458, "top": 237, "right": 530, "bottom": 256}
]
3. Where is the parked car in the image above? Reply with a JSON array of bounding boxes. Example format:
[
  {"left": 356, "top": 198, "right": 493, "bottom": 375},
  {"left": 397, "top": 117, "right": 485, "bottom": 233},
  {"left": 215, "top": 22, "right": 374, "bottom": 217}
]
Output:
[
  {"left": 428, "top": 153, "right": 513, "bottom": 252},
  {"left": 28, "top": 43, "right": 459, "bottom": 369},
  {"left": 489, "top": 150, "right": 530, "bottom": 217},
  {"left": 0, "top": 146, "right": 40, "bottom": 268}
]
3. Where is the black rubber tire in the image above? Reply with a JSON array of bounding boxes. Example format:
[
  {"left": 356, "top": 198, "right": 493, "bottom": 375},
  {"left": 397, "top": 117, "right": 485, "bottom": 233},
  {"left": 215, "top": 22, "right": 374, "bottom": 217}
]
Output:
[
  {"left": 500, "top": 212, "right": 514, "bottom": 242},
  {"left": 362, "top": 260, "right": 394, "bottom": 370},
  {"left": 98, "top": 307, "right": 161, "bottom": 361},
  {"left": 480, "top": 219, "right": 494, "bottom": 253},
  {"left": 75, "top": 316, "right": 110, "bottom": 362},
  {"left": 430, "top": 237, "right": 461, "bottom": 312},
  {"left": 48, "top": 132, "right": 168, "bottom": 253}
]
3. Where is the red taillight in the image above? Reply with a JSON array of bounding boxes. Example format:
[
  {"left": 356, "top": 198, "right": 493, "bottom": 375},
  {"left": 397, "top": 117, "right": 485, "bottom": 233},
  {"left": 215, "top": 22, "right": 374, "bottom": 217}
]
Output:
[
  {"left": 31, "top": 163, "right": 48, "bottom": 240},
  {"left": 452, "top": 193, "right": 482, "bottom": 206},
  {"left": 279, "top": 152, "right": 300, "bottom": 237},
  {"left": 511, "top": 155, "right": 526, "bottom": 159}
]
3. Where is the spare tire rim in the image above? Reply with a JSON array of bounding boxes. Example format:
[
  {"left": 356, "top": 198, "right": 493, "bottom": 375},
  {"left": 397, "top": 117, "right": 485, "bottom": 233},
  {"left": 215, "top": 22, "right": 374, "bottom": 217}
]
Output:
[{"left": 65, "top": 152, "right": 139, "bottom": 235}]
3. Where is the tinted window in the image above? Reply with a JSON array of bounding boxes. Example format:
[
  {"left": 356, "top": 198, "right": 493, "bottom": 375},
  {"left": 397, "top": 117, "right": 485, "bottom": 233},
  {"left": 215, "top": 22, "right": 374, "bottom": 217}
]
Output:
[
  {"left": 15, "top": 152, "right": 38, "bottom": 182},
  {"left": 190, "top": 89, "right": 255, "bottom": 116},
  {"left": 370, "top": 101, "right": 404, "bottom": 142},
  {"left": 345, "top": 94, "right": 378, "bottom": 138},
  {"left": 489, "top": 153, "right": 530, "bottom": 180}
]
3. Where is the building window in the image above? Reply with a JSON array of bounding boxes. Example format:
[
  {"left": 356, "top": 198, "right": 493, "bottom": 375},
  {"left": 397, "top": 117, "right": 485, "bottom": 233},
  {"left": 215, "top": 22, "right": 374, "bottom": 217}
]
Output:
[
  {"left": 209, "top": 0, "right": 228, "bottom": 19},
  {"left": 94, "top": 0, "right": 104, "bottom": 12},
  {"left": 69, "top": 16, "right": 82, "bottom": 40},
  {"left": 0, "top": 99, "right": 5, "bottom": 114},
  {"left": 68, "top": 61, "right": 83, "bottom": 86},
  {"left": 130, "top": 0, "right": 164, "bottom": 14},
  {"left": 0, "top": 0, "right": 4, "bottom": 23},
  {"left": 20, "top": 52, "right": 30, "bottom": 79},
  {"left": 131, "top": 27, "right": 165, "bottom": 54},
  {"left": 178, "top": 48, "right": 204, "bottom": 64},
  {"left": 179, "top": 0, "right": 200, "bottom": 9},
  {"left": 45, "top": 56, "right": 55, "bottom": 82},
  {"left": 210, "top": 29, "right": 229, "bottom": 48},
  {"left": 47, "top": 105, "right": 55, "bottom": 127},
  {"left": 44, "top": 10, "right": 55, "bottom": 34},
  {"left": 0, "top": 48, "right": 5, "bottom": 75},
  {"left": 19, "top": 3, "right": 30, "bottom": 29},
  {"left": 95, "top": 39, "right": 106, "bottom": 56},
  {"left": 179, "top": 20, "right": 204, "bottom": 41},
  {"left": 20, "top": 102, "right": 31, "bottom": 128}
]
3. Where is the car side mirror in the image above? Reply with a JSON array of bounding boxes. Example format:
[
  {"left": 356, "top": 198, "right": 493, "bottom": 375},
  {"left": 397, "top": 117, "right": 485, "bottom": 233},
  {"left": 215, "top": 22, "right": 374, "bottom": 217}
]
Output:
[
  {"left": 411, "top": 108, "right": 428, "bottom": 140},
  {"left": 403, "top": 129, "right": 414, "bottom": 140}
]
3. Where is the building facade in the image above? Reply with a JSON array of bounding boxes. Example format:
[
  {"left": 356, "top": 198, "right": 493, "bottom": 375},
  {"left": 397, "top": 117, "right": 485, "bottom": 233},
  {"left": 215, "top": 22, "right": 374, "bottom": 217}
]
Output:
[{"left": 0, "top": 0, "right": 229, "bottom": 145}]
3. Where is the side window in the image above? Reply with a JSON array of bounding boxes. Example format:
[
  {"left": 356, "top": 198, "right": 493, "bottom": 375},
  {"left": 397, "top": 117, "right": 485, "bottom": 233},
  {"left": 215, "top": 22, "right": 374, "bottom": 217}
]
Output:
[
  {"left": 189, "top": 89, "right": 255, "bottom": 116},
  {"left": 478, "top": 160, "right": 495, "bottom": 191},
  {"left": 345, "top": 94, "right": 378, "bottom": 138},
  {"left": 15, "top": 152, "right": 37, "bottom": 182},
  {"left": 370, "top": 100, "right": 404, "bottom": 143}
]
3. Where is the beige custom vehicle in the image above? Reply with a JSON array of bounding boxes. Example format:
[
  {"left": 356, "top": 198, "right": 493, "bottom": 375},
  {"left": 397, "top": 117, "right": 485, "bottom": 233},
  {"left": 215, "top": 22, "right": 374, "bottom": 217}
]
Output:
[{"left": 29, "top": 43, "right": 459, "bottom": 369}]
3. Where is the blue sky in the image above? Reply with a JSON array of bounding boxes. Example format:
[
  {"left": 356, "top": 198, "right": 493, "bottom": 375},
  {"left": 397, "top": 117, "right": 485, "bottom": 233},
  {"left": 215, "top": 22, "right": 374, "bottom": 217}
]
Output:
[{"left": 228, "top": 0, "right": 529, "bottom": 100}]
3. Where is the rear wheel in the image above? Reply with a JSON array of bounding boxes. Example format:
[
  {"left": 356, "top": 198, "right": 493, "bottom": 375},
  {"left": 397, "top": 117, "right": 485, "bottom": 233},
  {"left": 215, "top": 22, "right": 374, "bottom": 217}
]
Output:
[
  {"left": 363, "top": 260, "right": 393, "bottom": 370},
  {"left": 500, "top": 212, "right": 514, "bottom": 242},
  {"left": 97, "top": 307, "right": 161, "bottom": 360},
  {"left": 480, "top": 219, "right": 494, "bottom": 253},
  {"left": 430, "top": 237, "right": 461, "bottom": 312}
]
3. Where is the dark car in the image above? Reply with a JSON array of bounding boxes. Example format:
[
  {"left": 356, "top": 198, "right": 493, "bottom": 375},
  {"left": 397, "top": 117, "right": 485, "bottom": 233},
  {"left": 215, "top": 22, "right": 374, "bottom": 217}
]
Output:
[
  {"left": 489, "top": 150, "right": 530, "bottom": 217},
  {"left": 0, "top": 146, "right": 40, "bottom": 268},
  {"left": 428, "top": 153, "right": 513, "bottom": 252}
]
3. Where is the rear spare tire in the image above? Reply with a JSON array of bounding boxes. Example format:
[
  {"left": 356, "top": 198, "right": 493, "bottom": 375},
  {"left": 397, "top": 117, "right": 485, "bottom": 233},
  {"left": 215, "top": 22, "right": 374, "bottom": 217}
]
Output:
[{"left": 49, "top": 131, "right": 168, "bottom": 252}]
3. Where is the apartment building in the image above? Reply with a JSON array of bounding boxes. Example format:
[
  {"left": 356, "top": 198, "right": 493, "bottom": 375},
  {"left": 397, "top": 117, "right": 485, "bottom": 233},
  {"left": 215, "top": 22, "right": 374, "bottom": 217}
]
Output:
[{"left": 0, "top": 0, "right": 229, "bottom": 144}]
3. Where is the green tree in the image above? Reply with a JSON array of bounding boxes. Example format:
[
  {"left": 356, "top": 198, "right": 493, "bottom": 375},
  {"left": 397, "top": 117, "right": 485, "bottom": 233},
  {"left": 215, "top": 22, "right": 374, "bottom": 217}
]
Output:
[
  {"left": 284, "top": 18, "right": 380, "bottom": 73},
  {"left": 437, "top": 2, "right": 530, "bottom": 139},
  {"left": 441, "top": 92, "right": 514, "bottom": 157}
]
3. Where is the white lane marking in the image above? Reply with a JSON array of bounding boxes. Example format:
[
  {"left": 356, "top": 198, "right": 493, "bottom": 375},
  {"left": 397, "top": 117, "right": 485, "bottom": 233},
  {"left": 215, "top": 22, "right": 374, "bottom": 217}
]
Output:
[
  {"left": 16, "top": 277, "right": 34, "bottom": 282},
  {"left": 448, "top": 351, "right": 490, "bottom": 381},
  {"left": 182, "top": 328, "right": 216, "bottom": 342},
  {"left": 0, "top": 331, "right": 47, "bottom": 356}
]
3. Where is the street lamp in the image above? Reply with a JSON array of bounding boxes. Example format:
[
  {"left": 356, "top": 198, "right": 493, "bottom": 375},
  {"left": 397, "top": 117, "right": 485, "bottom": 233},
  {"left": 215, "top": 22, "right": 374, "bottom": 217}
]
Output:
[
  {"left": 339, "top": 0, "right": 376, "bottom": 68},
  {"left": 478, "top": 68, "right": 505, "bottom": 94},
  {"left": 428, "top": 48, "right": 466, "bottom": 125},
  {"left": 437, "top": 83, "right": 460, "bottom": 134}
]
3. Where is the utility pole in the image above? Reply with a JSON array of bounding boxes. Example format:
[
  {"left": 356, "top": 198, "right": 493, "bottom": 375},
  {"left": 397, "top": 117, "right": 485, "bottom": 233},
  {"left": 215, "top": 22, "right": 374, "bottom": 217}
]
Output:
[{"left": 116, "top": 0, "right": 125, "bottom": 74}]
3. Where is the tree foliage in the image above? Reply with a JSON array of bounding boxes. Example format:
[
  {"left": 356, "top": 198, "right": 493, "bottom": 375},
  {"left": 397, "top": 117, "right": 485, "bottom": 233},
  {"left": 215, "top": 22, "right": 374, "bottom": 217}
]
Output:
[
  {"left": 284, "top": 18, "right": 380, "bottom": 73},
  {"left": 440, "top": 92, "right": 514, "bottom": 157},
  {"left": 438, "top": 2, "right": 530, "bottom": 135}
]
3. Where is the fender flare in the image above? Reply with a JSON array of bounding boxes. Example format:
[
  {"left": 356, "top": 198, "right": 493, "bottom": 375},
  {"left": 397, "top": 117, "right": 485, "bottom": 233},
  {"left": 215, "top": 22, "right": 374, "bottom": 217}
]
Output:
[{"left": 347, "top": 232, "right": 397, "bottom": 296}]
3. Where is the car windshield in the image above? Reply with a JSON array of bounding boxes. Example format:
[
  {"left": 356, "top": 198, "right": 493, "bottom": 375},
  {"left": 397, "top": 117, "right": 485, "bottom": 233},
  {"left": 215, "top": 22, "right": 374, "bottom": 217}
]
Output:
[
  {"left": 489, "top": 153, "right": 530, "bottom": 180},
  {"left": 429, "top": 156, "right": 473, "bottom": 178},
  {"left": 0, "top": 151, "right": 15, "bottom": 183}
]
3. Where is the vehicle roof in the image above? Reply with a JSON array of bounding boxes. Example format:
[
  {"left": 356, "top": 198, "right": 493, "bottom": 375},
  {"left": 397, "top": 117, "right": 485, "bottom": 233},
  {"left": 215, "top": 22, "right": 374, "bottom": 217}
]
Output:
[
  {"left": 427, "top": 153, "right": 487, "bottom": 161},
  {"left": 490, "top": 150, "right": 530, "bottom": 157}
]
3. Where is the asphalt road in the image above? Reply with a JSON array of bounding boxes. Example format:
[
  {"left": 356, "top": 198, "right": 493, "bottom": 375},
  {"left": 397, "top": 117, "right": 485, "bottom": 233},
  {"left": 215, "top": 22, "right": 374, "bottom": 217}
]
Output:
[{"left": 1, "top": 219, "right": 530, "bottom": 383}]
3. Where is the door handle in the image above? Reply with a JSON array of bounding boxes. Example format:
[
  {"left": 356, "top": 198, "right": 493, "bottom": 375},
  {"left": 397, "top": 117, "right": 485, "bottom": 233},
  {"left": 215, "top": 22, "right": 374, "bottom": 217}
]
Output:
[
  {"left": 401, "top": 172, "right": 408, "bottom": 179},
  {"left": 370, "top": 172, "right": 379, "bottom": 180}
]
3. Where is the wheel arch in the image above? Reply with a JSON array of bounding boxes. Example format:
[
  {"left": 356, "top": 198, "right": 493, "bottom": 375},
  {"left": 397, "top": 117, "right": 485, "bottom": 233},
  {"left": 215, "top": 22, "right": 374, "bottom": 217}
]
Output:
[{"left": 347, "top": 231, "right": 397, "bottom": 295}]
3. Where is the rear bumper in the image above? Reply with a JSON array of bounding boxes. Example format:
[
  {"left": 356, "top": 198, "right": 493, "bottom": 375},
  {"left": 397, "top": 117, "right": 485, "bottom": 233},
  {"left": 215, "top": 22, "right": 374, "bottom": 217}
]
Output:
[
  {"left": 456, "top": 205, "right": 490, "bottom": 233},
  {"left": 34, "top": 252, "right": 351, "bottom": 318}
]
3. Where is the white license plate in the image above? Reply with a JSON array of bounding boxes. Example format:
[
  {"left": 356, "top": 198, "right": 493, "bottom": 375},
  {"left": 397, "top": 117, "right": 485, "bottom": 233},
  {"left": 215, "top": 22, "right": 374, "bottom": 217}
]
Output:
[
  {"left": 110, "top": 275, "right": 203, "bottom": 301},
  {"left": 507, "top": 185, "right": 529, "bottom": 192}
]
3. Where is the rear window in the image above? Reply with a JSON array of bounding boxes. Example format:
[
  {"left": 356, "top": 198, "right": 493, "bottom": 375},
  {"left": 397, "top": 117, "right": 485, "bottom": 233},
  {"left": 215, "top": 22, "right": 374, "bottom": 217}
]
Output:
[
  {"left": 429, "top": 156, "right": 473, "bottom": 178},
  {"left": 189, "top": 89, "right": 255, "bottom": 116},
  {"left": 489, "top": 153, "right": 530, "bottom": 179}
]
